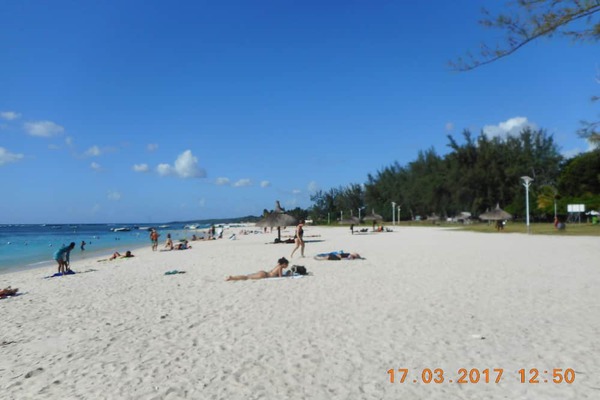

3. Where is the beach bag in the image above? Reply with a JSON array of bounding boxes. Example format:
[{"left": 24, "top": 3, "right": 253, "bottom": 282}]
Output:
[{"left": 291, "top": 265, "right": 308, "bottom": 275}]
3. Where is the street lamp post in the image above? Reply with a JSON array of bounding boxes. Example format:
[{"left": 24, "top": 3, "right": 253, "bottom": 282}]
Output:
[
  {"left": 358, "top": 206, "right": 365, "bottom": 222},
  {"left": 521, "top": 176, "right": 534, "bottom": 234},
  {"left": 398, "top": 205, "right": 401, "bottom": 224},
  {"left": 391, "top": 202, "right": 396, "bottom": 225}
]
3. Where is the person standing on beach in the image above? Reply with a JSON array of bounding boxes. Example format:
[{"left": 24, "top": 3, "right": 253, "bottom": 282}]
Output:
[
  {"left": 290, "top": 220, "right": 305, "bottom": 258},
  {"left": 150, "top": 229, "right": 159, "bottom": 251},
  {"left": 80, "top": 240, "right": 86, "bottom": 251},
  {"left": 54, "top": 242, "right": 75, "bottom": 274}
]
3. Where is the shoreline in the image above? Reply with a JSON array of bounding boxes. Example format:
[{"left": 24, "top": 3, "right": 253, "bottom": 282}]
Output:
[{"left": 0, "top": 228, "right": 205, "bottom": 275}]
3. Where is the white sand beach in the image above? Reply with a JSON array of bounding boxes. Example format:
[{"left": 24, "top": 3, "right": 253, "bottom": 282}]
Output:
[{"left": 1, "top": 226, "right": 599, "bottom": 399}]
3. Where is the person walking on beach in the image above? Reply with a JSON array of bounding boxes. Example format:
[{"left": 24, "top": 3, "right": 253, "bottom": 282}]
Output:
[
  {"left": 54, "top": 242, "right": 75, "bottom": 274},
  {"left": 290, "top": 220, "right": 305, "bottom": 258},
  {"left": 150, "top": 229, "right": 159, "bottom": 251}
]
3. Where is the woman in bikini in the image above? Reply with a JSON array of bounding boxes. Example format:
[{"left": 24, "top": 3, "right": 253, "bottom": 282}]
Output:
[
  {"left": 165, "top": 234, "right": 174, "bottom": 250},
  {"left": 225, "top": 257, "right": 289, "bottom": 281},
  {"left": 290, "top": 220, "right": 305, "bottom": 258}
]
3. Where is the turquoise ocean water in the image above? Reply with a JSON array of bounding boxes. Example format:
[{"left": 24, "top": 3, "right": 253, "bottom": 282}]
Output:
[{"left": 0, "top": 223, "right": 210, "bottom": 274}]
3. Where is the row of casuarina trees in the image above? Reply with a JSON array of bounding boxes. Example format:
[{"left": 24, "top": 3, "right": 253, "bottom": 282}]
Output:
[{"left": 308, "top": 128, "right": 600, "bottom": 223}]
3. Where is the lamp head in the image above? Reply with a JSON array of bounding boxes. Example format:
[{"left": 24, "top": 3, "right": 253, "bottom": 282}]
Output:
[{"left": 521, "top": 176, "right": 534, "bottom": 185}]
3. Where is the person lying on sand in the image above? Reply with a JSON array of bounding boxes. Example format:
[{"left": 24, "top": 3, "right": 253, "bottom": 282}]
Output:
[
  {"left": 0, "top": 286, "right": 19, "bottom": 298},
  {"left": 225, "top": 257, "right": 289, "bottom": 281},
  {"left": 109, "top": 250, "right": 134, "bottom": 260},
  {"left": 174, "top": 240, "right": 191, "bottom": 250},
  {"left": 314, "top": 252, "right": 362, "bottom": 260}
]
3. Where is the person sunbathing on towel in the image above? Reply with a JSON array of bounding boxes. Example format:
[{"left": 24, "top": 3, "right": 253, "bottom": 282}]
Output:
[
  {"left": 0, "top": 286, "right": 19, "bottom": 298},
  {"left": 225, "top": 257, "right": 289, "bottom": 281},
  {"left": 174, "top": 240, "right": 191, "bottom": 250},
  {"left": 316, "top": 252, "right": 362, "bottom": 260},
  {"left": 109, "top": 250, "right": 134, "bottom": 260}
]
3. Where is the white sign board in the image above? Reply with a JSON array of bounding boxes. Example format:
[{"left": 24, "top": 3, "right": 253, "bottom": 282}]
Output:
[{"left": 567, "top": 204, "right": 585, "bottom": 212}]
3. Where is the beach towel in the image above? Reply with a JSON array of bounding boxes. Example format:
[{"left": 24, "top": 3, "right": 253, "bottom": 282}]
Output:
[
  {"left": 43, "top": 269, "right": 97, "bottom": 279},
  {"left": 266, "top": 274, "right": 307, "bottom": 281},
  {"left": 164, "top": 270, "right": 186, "bottom": 275},
  {"left": 314, "top": 251, "right": 363, "bottom": 261},
  {"left": 314, "top": 250, "right": 345, "bottom": 260},
  {"left": 44, "top": 270, "right": 76, "bottom": 278}
]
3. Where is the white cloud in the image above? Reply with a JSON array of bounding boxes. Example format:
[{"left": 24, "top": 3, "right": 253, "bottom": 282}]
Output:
[
  {"left": 48, "top": 144, "right": 61, "bottom": 150},
  {"left": 91, "top": 204, "right": 101, "bottom": 214},
  {"left": 562, "top": 148, "right": 582, "bottom": 159},
  {"left": 157, "top": 163, "right": 173, "bottom": 176},
  {"left": 215, "top": 177, "right": 230, "bottom": 185},
  {"left": 307, "top": 181, "right": 319, "bottom": 193},
  {"left": 292, "top": 189, "right": 301, "bottom": 195},
  {"left": 233, "top": 179, "right": 252, "bottom": 187},
  {"left": 84, "top": 145, "right": 102, "bottom": 157},
  {"left": 133, "top": 163, "right": 149, "bottom": 173},
  {"left": 147, "top": 143, "right": 159, "bottom": 152},
  {"left": 260, "top": 180, "right": 271, "bottom": 188},
  {"left": 483, "top": 117, "right": 536, "bottom": 138},
  {"left": 24, "top": 120, "right": 64, "bottom": 137},
  {"left": 445, "top": 122, "right": 454, "bottom": 131},
  {"left": 198, "top": 198, "right": 206, "bottom": 207},
  {"left": 65, "top": 136, "right": 74, "bottom": 147},
  {"left": 156, "top": 150, "right": 206, "bottom": 179},
  {"left": 0, "top": 147, "right": 24, "bottom": 166},
  {"left": 90, "top": 162, "right": 101, "bottom": 171},
  {"left": 107, "top": 190, "right": 121, "bottom": 201},
  {"left": 1, "top": 111, "right": 21, "bottom": 120}
]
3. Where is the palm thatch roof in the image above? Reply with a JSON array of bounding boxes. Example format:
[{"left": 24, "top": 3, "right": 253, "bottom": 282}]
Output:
[
  {"left": 255, "top": 201, "right": 298, "bottom": 241},
  {"left": 362, "top": 209, "right": 383, "bottom": 221},
  {"left": 338, "top": 216, "right": 360, "bottom": 225},
  {"left": 479, "top": 204, "right": 512, "bottom": 221}
]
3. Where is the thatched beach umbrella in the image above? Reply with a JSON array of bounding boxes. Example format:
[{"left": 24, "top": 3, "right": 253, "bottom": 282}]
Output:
[
  {"left": 456, "top": 211, "right": 471, "bottom": 220},
  {"left": 363, "top": 209, "right": 383, "bottom": 229},
  {"left": 338, "top": 216, "right": 360, "bottom": 225},
  {"left": 255, "top": 201, "right": 298, "bottom": 241},
  {"left": 479, "top": 204, "right": 512, "bottom": 221}
]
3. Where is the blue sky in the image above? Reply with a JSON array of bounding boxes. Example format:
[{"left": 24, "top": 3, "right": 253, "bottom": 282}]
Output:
[{"left": 1, "top": 1, "right": 598, "bottom": 223}]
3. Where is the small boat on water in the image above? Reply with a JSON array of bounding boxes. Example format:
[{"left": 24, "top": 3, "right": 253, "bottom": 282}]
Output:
[
  {"left": 112, "top": 227, "right": 131, "bottom": 232},
  {"left": 158, "top": 225, "right": 170, "bottom": 229}
]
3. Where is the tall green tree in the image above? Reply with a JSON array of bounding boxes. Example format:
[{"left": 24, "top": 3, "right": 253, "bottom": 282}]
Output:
[
  {"left": 361, "top": 127, "right": 562, "bottom": 220},
  {"left": 558, "top": 149, "right": 600, "bottom": 196},
  {"left": 309, "top": 184, "right": 366, "bottom": 223}
]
